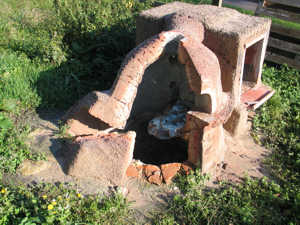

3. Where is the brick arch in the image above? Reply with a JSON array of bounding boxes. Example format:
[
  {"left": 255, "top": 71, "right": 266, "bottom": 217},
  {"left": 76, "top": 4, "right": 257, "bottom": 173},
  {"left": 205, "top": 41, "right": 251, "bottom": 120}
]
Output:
[
  {"left": 88, "top": 30, "right": 225, "bottom": 129},
  {"left": 89, "top": 31, "right": 185, "bottom": 129}
]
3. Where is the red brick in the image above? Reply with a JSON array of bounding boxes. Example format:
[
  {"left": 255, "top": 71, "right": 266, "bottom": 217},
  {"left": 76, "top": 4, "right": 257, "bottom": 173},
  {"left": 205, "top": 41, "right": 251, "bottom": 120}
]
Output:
[
  {"left": 181, "top": 161, "right": 194, "bottom": 175},
  {"left": 143, "top": 165, "right": 161, "bottom": 178},
  {"left": 126, "top": 165, "right": 139, "bottom": 177},
  {"left": 148, "top": 172, "right": 163, "bottom": 185},
  {"left": 126, "top": 164, "right": 143, "bottom": 178},
  {"left": 161, "top": 163, "right": 182, "bottom": 184}
]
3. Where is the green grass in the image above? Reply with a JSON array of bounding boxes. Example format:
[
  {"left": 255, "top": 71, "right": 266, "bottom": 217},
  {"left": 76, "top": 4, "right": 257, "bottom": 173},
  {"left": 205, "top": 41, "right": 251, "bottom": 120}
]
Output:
[
  {"left": 253, "top": 66, "right": 300, "bottom": 186},
  {"left": 222, "top": 4, "right": 255, "bottom": 15},
  {"left": 155, "top": 171, "right": 300, "bottom": 225},
  {"left": 0, "top": 0, "right": 299, "bottom": 224},
  {"left": 0, "top": 113, "right": 43, "bottom": 176},
  {"left": 0, "top": 0, "right": 154, "bottom": 110}
]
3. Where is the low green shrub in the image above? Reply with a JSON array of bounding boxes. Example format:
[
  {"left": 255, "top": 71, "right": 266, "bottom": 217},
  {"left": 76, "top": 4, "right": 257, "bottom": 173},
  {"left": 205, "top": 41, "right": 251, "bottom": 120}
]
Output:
[
  {"left": 253, "top": 65, "right": 300, "bottom": 185},
  {"left": 0, "top": 0, "right": 154, "bottom": 110},
  {"left": 0, "top": 183, "right": 131, "bottom": 225},
  {"left": 0, "top": 113, "right": 42, "bottom": 176},
  {"left": 155, "top": 170, "right": 300, "bottom": 225}
]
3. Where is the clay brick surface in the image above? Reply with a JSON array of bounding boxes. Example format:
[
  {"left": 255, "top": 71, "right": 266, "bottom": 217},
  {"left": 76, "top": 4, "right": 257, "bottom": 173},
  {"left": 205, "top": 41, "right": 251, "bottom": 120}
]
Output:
[
  {"left": 161, "top": 163, "right": 182, "bottom": 184},
  {"left": 201, "top": 125, "right": 225, "bottom": 174},
  {"left": 186, "top": 112, "right": 225, "bottom": 175},
  {"left": 63, "top": 91, "right": 111, "bottom": 136},
  {"left": 181, "top": 161, "right": 194, "bottom": 175},
  {"left": 224, "top": 105, "right": 249, "bottom": 137},
  {"left": 126, "top": 164, "right": 141, "bottom": 178},
  {"left": 241, "top": 84, "right": 274, "bottom": 110},
  {"left": 89, "top": 31, "right": 184, "bottom": 129},
  {"left": 137, "top": 2, "right": 271, "bottom": 108},
  {"left": 112, "top": 79, "right": 137, "bottom": 104},
  {"left": 143, "top": 164, "right": 161, "bottom": 178},
  {"left": 187, "top": 130, "right": 202, "bottom": 166},
  {"left": 148, "top": 173, "right": 163, "bottom": 185},
  {"left": 66, "top": 110, "right": 111, "bottom": 137},
  {"left": 179, "top": 38, "right": 223, "bottom": 114},
  {"left": 65, "top": 131, "right": 136, "bottom": 186}
]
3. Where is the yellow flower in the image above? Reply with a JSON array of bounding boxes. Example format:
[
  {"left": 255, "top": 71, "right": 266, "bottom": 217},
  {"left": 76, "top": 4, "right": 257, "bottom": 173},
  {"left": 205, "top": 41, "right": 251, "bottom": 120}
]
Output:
[
  {"left": 52, "top": 201, "right": 57, "bottom": 206},
  {"left": 77, "top": 193, "right": 81, "bottom": 198},
  {"left": 42, "top": 195, "right": 47, "bottom": 199},
  {"left": 48, "top": 204, "right": 54, "bottom": 210},
  {"left": 1, "top": 188, "right": 6, "bottom": 194},
  {"left": 126, "top": 1, "right": 133, "bottom": 9}
]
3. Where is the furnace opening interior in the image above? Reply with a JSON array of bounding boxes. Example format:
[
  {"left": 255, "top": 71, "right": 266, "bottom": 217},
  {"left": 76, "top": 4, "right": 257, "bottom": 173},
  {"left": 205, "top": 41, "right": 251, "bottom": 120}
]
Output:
[
  {"left": 242, "top": 38, "right": 264, "bottom": 93},
  {"left": 129, "top": 119, "right": 188, "bottom": 165},
  {"left": 126, "top": 43, "right": 192, "bottom": 165}
]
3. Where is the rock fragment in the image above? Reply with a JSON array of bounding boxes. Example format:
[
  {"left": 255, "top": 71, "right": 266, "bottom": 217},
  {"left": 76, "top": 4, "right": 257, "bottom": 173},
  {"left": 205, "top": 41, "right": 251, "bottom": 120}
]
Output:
[
  {"left": 148, "top": 172, "right": 163, "bottom": 185},
  {"left": 18, "top": 160, "right": 52, "bottom": 176},
  {"left": 126, "top": 164, "right": 143, "bottom": 178}
]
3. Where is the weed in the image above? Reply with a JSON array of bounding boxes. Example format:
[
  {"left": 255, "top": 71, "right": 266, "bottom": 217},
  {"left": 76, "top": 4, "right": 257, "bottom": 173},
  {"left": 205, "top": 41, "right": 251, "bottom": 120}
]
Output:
[
  {"left": 253, "top": 65, "right": 300, "bottom": 185},
  {"left": 0, "top": 182, "right": 131, "bottom": 224},
  {"left": 0, "top": 51, "right": 41, "bottom": 112},
  {"left": 56, "top": 121, "right": 71, "bottom": 139},
  {"left": 155, "top": 171, "right": 299, "bottom": 225},
  {"left": 0, "top": 113, "right": 42, "bottom": 176}
]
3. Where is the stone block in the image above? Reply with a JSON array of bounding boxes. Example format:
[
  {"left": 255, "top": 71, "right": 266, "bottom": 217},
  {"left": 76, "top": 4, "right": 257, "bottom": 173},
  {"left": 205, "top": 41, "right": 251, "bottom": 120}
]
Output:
[
  {"left": 186, "top": 111, "right": 225, "bottom": 175},
  {"left": 18, "top": 160, "right": 52, "bottom": 176},
  {"left": 63, "top": 91, "right": 111, "bottom": 136},
  {"left": 224, "top": 105, "right": 249, "bottom": 137},
  {"left": 66, "top": 110, "right": 111, "bottom": 137},
  {"left": 164, "top": 13, "right": 205, "bottom": 43},
  {"left": 64, "top": 131, "right": 136, "bottom": 186}
]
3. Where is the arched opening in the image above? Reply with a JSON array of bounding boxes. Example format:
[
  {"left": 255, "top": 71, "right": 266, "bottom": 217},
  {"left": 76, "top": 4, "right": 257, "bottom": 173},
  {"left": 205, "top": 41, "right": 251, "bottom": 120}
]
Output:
[{"left": 126, "top": 46, "right": 191, "bottom": 165}]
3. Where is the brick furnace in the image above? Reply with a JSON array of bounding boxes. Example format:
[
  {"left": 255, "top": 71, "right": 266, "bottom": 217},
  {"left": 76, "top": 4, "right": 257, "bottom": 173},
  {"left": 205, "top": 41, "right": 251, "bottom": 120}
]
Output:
[{"left": 63, "top": 2, "right": 274, "bottom": 186}]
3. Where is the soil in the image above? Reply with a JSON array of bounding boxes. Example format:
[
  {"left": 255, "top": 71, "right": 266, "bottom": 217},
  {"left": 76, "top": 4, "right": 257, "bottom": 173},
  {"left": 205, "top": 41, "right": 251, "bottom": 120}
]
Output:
[{"left": 2, "top": 109, "right": 270, "bottom": 222}]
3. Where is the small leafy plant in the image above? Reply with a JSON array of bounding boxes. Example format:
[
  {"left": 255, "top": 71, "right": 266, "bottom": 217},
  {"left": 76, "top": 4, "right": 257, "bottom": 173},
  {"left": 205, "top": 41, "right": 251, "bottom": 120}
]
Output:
[
  {"left": 155, "top": 171, "right": 299, "bottom": 225},
  {"left": 0, "top": 183, "right": 131, "bottom": 224}
]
